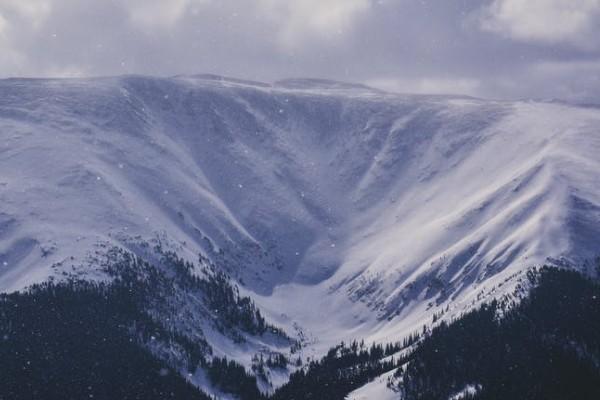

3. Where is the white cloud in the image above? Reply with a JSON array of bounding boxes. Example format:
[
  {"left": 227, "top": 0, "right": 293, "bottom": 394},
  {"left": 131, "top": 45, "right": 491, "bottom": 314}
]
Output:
[
  {"left": 0, "top": 0, "right": 51, "bottom": 28},
  {"left": 0, "top": 12, "right": 7, "bottom": 35},
  {"left": 367, "top": 77, "right": 482, "bottom": 97},
  {"left": 122, "top": 0, "right": 370, "bottom": 41},
  {"left": 125, "top": 0, "right": 210, "bottom": 29},
  {"left": 0, "top": 0, "right": 597, "bottom": 102},
  {"left": 0, "top": 14, "right": 16, "bottom": 71},
  {"left": 480, "top": 0, "right": 600, "bottom": 47},
  {"left": 258, "top": 0, "right": 371, "bottom": 49},
  {"left": 0, "top": 0, "right": 51, "bottom": 75}
]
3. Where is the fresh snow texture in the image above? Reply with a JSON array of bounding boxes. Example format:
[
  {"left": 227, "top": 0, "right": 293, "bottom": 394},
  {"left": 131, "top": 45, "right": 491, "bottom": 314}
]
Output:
[
  {"left": 346, "top": 369, "right": 398, "bottom": 400},
  {"left": 1, "top": 75, "right": 599, "bottom": 355}
]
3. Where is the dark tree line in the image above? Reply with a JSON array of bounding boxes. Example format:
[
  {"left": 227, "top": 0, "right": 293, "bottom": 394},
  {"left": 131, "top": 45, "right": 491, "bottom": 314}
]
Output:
[
  {"left": 99, "top": 247, "right": 287, "bottom": 342},
  {"left": 397, "top": 266, "right": 600, "bottom": 400},
  {"left": 157, "top": 249, "right": 285, "bottom": 338},
  {"left": 206, "top": 357, "right": 264, "bottom": 400},
  {"left": 0, "top": 247, "right": 292, "bottom": 400},
  {"left": 3, "top": 250, "right": 598, "bottom": 400},
  {"left": 271, "top": 340, "right": 407, "bottom": 400},
  {"left": 0, "top": 279, "right": 211, "bottom": 400},
  {"left": 98, "top": 247, "right": 293, "bottom": 399}
]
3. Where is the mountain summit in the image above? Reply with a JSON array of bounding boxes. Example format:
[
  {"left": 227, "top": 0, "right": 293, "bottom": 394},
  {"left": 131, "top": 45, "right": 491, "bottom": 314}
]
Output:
[{"left": 1, "top": 75, "right": 599, "bottom": 393}]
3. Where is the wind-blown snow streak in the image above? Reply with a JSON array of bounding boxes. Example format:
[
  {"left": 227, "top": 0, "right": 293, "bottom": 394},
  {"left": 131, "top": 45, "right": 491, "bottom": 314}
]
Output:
[{"left": 1, "top": 75, "right": 599, "bottom": 353}]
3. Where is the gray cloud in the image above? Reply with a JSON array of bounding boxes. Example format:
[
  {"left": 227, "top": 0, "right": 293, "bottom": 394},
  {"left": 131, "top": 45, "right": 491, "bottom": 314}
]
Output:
[{"left": 0, "top": 0, "right": 598, "bottom": 103}]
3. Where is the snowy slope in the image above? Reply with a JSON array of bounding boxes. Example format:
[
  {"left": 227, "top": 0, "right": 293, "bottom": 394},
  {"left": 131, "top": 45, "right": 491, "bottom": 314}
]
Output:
[
  {"left": 346, "top": 369, "right": 398, "bottom": 400},
  {"left": 1, "top": 74, "right": 599, "bottom": 361}
]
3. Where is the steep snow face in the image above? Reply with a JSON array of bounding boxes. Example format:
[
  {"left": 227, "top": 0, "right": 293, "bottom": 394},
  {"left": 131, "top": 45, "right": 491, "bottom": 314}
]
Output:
[
  {"left": 1, "top": 75, "right": 599, "bottom": 345},
  {"left": 335, "top": 100, "right": 600, "bottom": 319},
  {"left": 346, "top": 369, "right": 398, "bottom": 400}
]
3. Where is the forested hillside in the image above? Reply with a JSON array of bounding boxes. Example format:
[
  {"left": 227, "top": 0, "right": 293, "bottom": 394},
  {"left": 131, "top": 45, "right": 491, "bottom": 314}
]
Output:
[{"left": 2, "top": 265, "right": 598, "bottom": 400}]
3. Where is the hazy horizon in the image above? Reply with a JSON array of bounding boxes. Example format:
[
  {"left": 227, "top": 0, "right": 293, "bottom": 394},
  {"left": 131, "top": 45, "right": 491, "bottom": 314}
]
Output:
[{"left": 0, "top": 0, "right": 599, "bottom": 103}]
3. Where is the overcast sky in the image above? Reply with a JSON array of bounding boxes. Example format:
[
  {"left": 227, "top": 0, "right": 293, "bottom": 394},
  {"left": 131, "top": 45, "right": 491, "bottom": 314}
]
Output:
[{"left": 0, "top": 0, "right": 599, "bottom": 102}]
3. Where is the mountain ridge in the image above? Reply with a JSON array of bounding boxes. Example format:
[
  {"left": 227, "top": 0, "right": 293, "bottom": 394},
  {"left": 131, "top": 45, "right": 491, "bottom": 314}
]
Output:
[{"left": 1, "top": 74, "right": 599, "bottom": 362}]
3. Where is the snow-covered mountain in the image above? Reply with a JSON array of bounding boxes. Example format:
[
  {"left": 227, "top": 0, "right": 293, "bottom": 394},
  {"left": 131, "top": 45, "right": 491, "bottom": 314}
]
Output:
[{"left": 1, "top": 74, "right": 599, "bottom": 390}]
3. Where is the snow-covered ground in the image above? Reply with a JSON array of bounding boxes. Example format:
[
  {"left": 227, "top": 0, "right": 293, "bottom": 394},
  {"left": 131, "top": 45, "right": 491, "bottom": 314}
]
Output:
[
  {"left": 346, "top": 369, "right": 398, "bottom": 400},
  {"left": 1, "top": 75, "right": 599, "bottom": 389}
]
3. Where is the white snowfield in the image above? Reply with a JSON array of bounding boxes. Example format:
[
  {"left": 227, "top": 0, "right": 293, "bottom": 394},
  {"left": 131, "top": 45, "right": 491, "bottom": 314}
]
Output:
[{"left": 1, "top": 75, "right": 599, "bottom": 377}]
